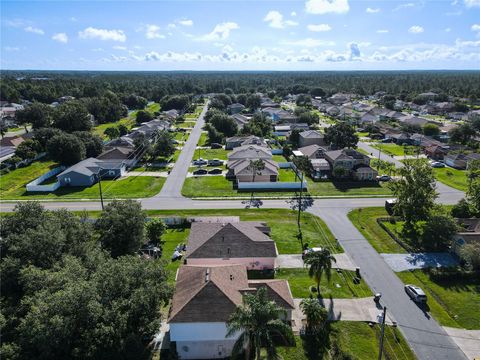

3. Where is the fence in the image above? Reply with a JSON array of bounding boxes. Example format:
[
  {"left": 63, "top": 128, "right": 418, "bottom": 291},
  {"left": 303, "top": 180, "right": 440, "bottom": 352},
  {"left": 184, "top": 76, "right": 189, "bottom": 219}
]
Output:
[
  {"left": 237, "top": 181, "right": 308, "bottom": 192},
  {"left": 278, "top": 162, "right": 293, "bottom": 169},
  {"left": 271, "top": 149, "right": 284, "bottom": 155},
  {"left": 26, "top": 166, "right": 65, "bottom": 192}
]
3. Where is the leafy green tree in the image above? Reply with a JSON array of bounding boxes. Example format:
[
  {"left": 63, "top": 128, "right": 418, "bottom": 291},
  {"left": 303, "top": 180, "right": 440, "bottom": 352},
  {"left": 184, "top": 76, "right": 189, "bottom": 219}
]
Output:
[
  {"left": 47, "top": 133, "right": 86, "bottom": 165},
  {"left": 205, "top": 123, "right": 223, "bottom": 144},
  {"left": 298, "top": 111, "right": 319, "bottom": 126},
  {"left": 300, "top": 298, "right": 328, "bottom": 335},
  {"left": 32, "top": 127, "right": 63, "bottom": 151},
  {"left": 15, "top": 139, "right": 40, "bottom": 160},
  {"left": 123, "top": 94, "right": 148, "bottom": 109},
  {"left": 451, "top": 198, "right": 472, "bottom": 218},
  {"left": 95, "top": 200, "right": 146, "bottom": 258},
  {"left": 418, "top": 211, "right": 458, "bottom": 251},
  {"left": 241, "top": 113, "right": 272, "bottom": 138},
  {"left": 145, "top": 218, "right": 166, "bottom": 246},
  {"left": 293, "top": 156, "right": 313, "bottom": 176},
  {"left": 73, "top": 131, "right": 104, "bottom": 158},
  {"left": 152, "top": 130, "right": 176, "bottom": 159},
  {"left": 310, "top": 87, "right": 326, "bottom": 97},
  {"left": 423, "top": 123, "right": 440, "bottom": 136},
  {"left": 460, "top": 242, "right": 480, "bottom": 271},
  {"left": 466, "top": 159, "right": 480, "bottom": 216},
  {"left": 160, "top": 94, "right": 190, "bottom": 111},
  {"left": 324, "top": 122, "right": 358, "bottom": 149},
  {"left": 226, "top": 287, "right": 295, "bottom": 360},
  {"left": 16, "top": 102, "right": 53, "bottom": 130},
  {"left": 104, "top": 126, "right": 120, "bottom": 140},
  {"left": 332, "top": 166, "right": 349, "bottom": 179},
  {"left": 209, "top": 113, "right": 238, "bottom": 137},
  {"left": 289, "top": 129, "right": 301, "bottom": 148},
  {"left": 246, "top": 94, "right": 261, "bottom": 110},
  {"left": 118, "top": 124, "right": 129, "bottom": 136},
  {"left": 390, "top": 159, "right": 437, "bottom": 238},
  {"left": 136, "top": 110, "right": 154, "bottom": 124},
  {"left": 449, "top": 124, "right": 476, "bottom": 145},
  {"left": 84, "top": 94, "right": 127, "bottom": 124},
  {"left": 53, "top": 100, "right": 92, "bottom": 132},
  {"left": 304, "top": 248, "right": 336, "bottom": 296}
]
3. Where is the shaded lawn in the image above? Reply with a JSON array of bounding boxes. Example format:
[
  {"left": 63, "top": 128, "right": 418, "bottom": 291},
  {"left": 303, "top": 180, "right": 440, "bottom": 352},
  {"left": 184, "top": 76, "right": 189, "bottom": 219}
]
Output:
[
  {"left": 175, "top": 131, "right": 189, "bottom": 142},
  {"left": 275, "top": 268, "right": 372, "bottom": 299},
  {"left": 434, "top": 167, "right": 468, "bottom": 192},
  {"left": 3, "top": 176, "right": 165, "bottom": 200},
  {"left": 348, "top": 207, "right": 407, "bottom": 253},
  {"left": 144, "top": 209, "right": 340, "bottom": 255},
  {"left": 161, "top": 228, "right": 190, "bottom": 283},
  {"left": 1, "top": 159, "right": 59, "bottom": 197},
  {"left": 397, "top": 270, "right": 480, "bottom": 329},
  {"left": 279, "top": 322, "right": 415, "bottom": 360}
]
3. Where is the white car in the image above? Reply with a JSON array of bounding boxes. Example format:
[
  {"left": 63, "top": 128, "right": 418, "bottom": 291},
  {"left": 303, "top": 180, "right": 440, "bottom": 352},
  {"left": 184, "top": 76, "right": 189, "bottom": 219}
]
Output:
[
  {"left": 376, "top": 175, "right": 391, "bottom": 182},
  {"left": 405, "top": 284, "right": 427, "bottom": 303},
  {"left": 430, "top": 161, "right": 445, "bottom": 168}
]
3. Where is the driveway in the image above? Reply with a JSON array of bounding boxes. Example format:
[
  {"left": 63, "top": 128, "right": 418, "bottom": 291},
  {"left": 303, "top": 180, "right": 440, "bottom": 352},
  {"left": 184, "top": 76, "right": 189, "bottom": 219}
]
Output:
[
  {"left": 291, "top": 297, "right": 396, "bottom": 334},
  {"left": 381, "top": 253, "right": 459, "bottom": 272},
  {"left": 276, "top": 253, "right": 357, "bottom": 271},
  {"left": 443, "top": 327, "right": 480, "bottom": 360}
]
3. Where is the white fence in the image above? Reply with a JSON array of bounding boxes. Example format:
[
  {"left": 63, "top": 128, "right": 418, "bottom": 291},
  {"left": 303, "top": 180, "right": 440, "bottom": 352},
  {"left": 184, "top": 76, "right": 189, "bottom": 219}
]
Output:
[{"left": 26, "top": 166, "right": 65, "bottom": 192}]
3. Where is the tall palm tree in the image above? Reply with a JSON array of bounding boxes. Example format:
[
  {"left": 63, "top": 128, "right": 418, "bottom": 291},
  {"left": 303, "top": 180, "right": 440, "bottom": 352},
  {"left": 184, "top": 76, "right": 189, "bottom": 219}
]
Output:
[
  {"left": 299, "top": 298, "right": 328, "bottom": 335},
  {"left": 247, "top": 159, "right": 265, "bottom": 208},
  {"left": 226, "top": 287, "right": 294, "bottom": 360},
  {"left": 303, "top": 248, "right": 336, "bottom": 296}
]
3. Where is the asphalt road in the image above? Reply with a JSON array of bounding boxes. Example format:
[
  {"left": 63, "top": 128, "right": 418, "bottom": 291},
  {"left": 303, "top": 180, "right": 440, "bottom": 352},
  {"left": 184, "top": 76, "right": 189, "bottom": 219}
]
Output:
[{"left": 156, "top": 102, "right": 209, "bottom": 198}]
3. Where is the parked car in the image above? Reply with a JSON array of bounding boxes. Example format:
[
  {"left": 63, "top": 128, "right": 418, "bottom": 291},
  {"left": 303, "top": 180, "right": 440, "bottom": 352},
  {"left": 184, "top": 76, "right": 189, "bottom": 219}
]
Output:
[
  {"left": 208, "top": 168, "right": 222, "bottom": 175},
  {"left": 381, "top": 138, "right": 393, "bottom": 143},
  {"left": 210, "top": 143, "right": 223, "bottom": 149},
  {"left": 192, "top": 158, "right": 207, "bottom": 166},
  {"left": 208, "top": 159, "right": 224, "bottom": 166},
  {"left": 405, "top": 285, "right": 427, "bottom": 303},
  {"left": 376, "top": 175, "right": 391, "bottom": 182},
  {"left": 193, "top": 168, "right": 208, "bottom": 175},
  {"left": 430, "top": 161, "right": 445, "bottom": 168}
]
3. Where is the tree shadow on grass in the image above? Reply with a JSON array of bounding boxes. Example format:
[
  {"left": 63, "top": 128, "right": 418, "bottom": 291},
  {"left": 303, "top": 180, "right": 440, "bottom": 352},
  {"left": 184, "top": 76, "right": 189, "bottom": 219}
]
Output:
[
  {"left": 301, "top": 325, "right": 332, "bottom": 360},
  {"left": 332, "top": 180, "right": 384, "bottom": 193}
]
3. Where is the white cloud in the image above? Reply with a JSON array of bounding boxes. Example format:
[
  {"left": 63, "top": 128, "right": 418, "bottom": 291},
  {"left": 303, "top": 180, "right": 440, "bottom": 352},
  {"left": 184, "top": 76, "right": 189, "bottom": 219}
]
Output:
[
  {"left": 408, "top": 25, "right": 424, "bottom": 34},
  {"left": 366, "top": 7, "right": 380, "bottom": 13},
  {"left": 24, "top": 26, "right": 44, "bottom": 35},
  {"left": 178, "top": 19, "right": 193, "bottom": 26},
  {"left": 78, "top": 27, "right": 126, "bottom": 42},
  {"left": 464, "top": 0, "right": 480, "bottom": 7},
  {"left": 198, "top": 22, "right": 239, "bottom": 41},
  {"left": 377, "top": 29, "right": 389, "bottom": 33},
  {"left": 283, "top": 38, "right": 335, "bottom": 47},
  {"left": 307, "top": 24, "right": 332, "bottom": 32},
  {"left": 4, "top": 46, "right": 20, "bottom": 52},
  {"left": 144, "top": 24, "right": 165, "bottom": 39},
  {"left": 305, "top": 0, "right": 349, "bottom": 14},
  {"left": 70, "top": 17, "right": 77, "bottom": 22},
  {"left": 52, "top": 33, "right": 68, "bottom": 43},
  {"left": 393, "top": 3, "right": 415, "bottom": 11},
  {"left": 291, "top": 11, "right": 297, "bottom": 16},
  {"left": 472, "top": 24, "right": 480, "bottom": 31},
  {"left": 445, "top": 27, "right": 452, "bottom": 32},
  {"left": 263, "top": 11, "right": 298, "bottom": 28},
  {"left": 113, "top": 45, "right": 127, "bottom": 50}
]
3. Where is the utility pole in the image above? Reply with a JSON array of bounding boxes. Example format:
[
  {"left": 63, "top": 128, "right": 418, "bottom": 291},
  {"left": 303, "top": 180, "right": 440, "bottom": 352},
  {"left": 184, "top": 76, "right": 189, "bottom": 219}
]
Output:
[
  {"left": 378, "top": 306, "right": 387, "bottom": 360},
  {"left": 296, "top": 171, "right": 304, "bottom": 250},
  {"left": 97, "top": 172, "right": 104, "bottom": 210}
]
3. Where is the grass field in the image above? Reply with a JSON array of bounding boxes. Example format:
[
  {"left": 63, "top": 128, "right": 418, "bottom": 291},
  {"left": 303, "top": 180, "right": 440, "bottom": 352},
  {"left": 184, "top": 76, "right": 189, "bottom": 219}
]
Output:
[
  {"left": 143, "top": 209, "right": 340, "bottom": 255},
  {"left": 194, "top": 148, "right": 229, "bottom": 160},
  {"left": 278, "top": 322, "right": 415, "bottom": 360},
  {"left": 161, "top": 228, "right": 190, "bottom": 283},
  {"left": 2, "top": 171, "right": 165, "bottom": 200},
  {"left": 348, "top": 207, "right": 407, "bottom": 253},
  {"left": 174, "top": 131, "right": 189, "bottom": 142},
  {"left": 397, "top": 270, "right": 480, "bottom": 329},
  {"left": 198, "top": 132, "right": 208, "bottom": 146},
  {"left": 371, "top": 143, "right": 419, "bottom": 157},
  {"left": 276, "top": 268, "right": 372, "bottom": 299},
  {"left": 272, "top": 154, "right": 288, "bottom": 162},
  {"left": 434, "top": 167, "right": 468, "bottom": 191}
]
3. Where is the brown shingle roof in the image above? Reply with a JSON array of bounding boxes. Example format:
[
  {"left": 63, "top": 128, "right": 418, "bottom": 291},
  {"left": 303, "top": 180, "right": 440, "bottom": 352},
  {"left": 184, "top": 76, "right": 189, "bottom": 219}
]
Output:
[
  {"left": 247, "top": 280, "right": 295, "bottom": 309},
  {"left": 186, "top": 222, "right": 277, "bottom": 259}
]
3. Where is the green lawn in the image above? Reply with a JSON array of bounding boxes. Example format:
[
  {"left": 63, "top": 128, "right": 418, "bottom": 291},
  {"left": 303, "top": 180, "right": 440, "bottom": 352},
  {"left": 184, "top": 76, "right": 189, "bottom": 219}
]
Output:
[
  {"left": 194, "top": 148, "right": 229, "bottom": 160},
  {"left": 307, "top": 179, "right": 391, "bottom": 197},
  {"left": 272, "top": 154, "right": 288, "bottom": 162},
  {"left": 2, "top": 175, "right": 165, "bottom": 200},
  {"left": 146, "top": 102, "right": 160, "bottom": 113},
  {"left": 397, "top": 270, "right": 480, "bottom": 329},
  {"left": 198, "top": 132, "right": 208, "bottom": 146},
  {"left": 371, "top": 143, "right": 419, "bottom": 157},
  {"left": 144, "top": 209, "right": 340, "bottom": 255},
  {"left": 276, "top": 268, "right": 372, "bottom": 299},
  {"left": 278, "top": 322, "right": 415, "bottom": 360},
  {"left": 348, "top": 207, "right": 407, "bottom": 253},
  {"left": 1, "top": 159, "right": 59, "bottom": 195},
  {"left": 161, "top": 228, "right": 190, "bottom": 283},
  {"left": 183, "top": 121, "right": 196, "bottom": 128},
  {"left": 174, "top": 131, "right": 189, "bottom": 142},
  {"left": 434, "top": 167, "right": 467, "bottom": 192}
]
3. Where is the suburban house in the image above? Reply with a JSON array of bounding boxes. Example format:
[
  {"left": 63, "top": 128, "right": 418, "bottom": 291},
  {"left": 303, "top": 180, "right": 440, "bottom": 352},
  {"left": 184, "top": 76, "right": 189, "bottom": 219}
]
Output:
[
  {"left": 231, "top": 114, "right": 251, "bottom": 129},
  {"left": 298, "top": 130, "right": 325, "bottom": 147},
  {"left": 324, "top": 149, "right": 377, "bottom": 180},
  {"left": 310, "top": 159, "right": 331, "bottom": 180},
  {"left": 225, "top": 135, "right": 267, "bottom": 150},
  {"left": 328, "top": 93, "right": 354, "bottom": 105},
  {"left": 0, "top": 135, "right": 25, "bottom": 148},
  {"left": 274, "top": 123, "right": 309, "bottom": 137},
  {"left": 262, "top": 107, "right": 296, "bottom": 122},
  {"left": 227, "top": 144, "right": 272, "bottom": 166},
  {"left": 57, "top": 158, "right": 126, "bottom": 187},
  {"left": 185, "top": 222, "right": 277, "bottom": 269},
  {"left": 452, "top": 218, "right": 480, "bottom": 256},
  {"left": 96, "top": 146, "right": 138, "bottom": 167},
  {"left": 168, "top": 264, "right": 294, "bottom": 360},
  {"left": 227, "top": 158, "right": 279, "bottom": 182},
  {"left": 105, "top": 136, "right": 135, "bottom": 149},
  {"left": 296, "top": 144, "right": 327, "bottom": 159},
  {"left": 227, "top": 103, "right": 245, "bottom": 115},
  {"left": 444, "top": 153, "right": 480, "bottom": 169},
  {"left": 424, "top": 145, "right": 448, "bottom": 160}
]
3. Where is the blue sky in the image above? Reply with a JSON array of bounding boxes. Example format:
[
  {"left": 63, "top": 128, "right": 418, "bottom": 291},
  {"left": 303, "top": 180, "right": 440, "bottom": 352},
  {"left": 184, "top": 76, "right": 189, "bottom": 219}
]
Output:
[{"left": 1, "top": 0, "right": 480, "bottom": 70}]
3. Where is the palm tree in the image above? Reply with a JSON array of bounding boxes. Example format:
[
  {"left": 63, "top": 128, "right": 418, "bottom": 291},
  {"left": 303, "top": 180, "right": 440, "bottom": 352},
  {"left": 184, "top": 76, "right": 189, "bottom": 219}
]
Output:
[
  {"left": 247, "top": 159, "right": 265, "bottom": 208},
  {"left": 303, "top": 248, "right": 336, "bottom": 296},
  {"left": 299, "top": 298, "right": 328, "bottom": 335},
  {"left": 226, "top": 287, "right": 294, "bottom": 360}
]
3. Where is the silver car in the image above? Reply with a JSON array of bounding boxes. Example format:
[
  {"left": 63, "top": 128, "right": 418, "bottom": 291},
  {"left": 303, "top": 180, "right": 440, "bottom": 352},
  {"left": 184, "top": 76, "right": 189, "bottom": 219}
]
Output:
[{"left": 405, "top": 284, "right": 427, "bottom": 303}]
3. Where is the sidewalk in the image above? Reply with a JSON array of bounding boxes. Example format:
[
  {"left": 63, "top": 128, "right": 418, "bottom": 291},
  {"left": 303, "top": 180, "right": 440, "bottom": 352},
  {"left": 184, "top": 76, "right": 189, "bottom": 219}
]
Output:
[{"left": 276, "top": 253, "right": 357, "bottom": 271}]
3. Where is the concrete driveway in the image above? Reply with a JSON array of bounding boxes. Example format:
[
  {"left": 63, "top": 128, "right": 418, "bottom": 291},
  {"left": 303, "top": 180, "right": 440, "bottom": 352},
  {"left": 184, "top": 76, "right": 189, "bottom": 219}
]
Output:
[
  {"left": 291, "top": 297, "right": 396, "bottom": 334},
  {"left": 380, "top": 253, "right": 459, "bottom": 272},
  {"left": 276, "top": 253, "right": 357, "bottom": 271},
  {"left": 443, "top": 327, "right": 480, "bottom": 360}
]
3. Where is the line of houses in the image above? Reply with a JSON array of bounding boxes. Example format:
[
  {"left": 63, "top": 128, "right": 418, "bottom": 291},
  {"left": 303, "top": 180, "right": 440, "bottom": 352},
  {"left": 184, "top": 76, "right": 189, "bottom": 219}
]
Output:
[{"left": 168, "top": 220, "right": 294, "bottom": 359}]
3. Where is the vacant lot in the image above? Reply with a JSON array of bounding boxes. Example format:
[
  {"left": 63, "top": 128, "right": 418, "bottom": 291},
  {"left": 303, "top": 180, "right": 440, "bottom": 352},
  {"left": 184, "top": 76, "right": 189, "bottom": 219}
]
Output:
[{"left": 397, "top": 270, "right": 480, "bottom": 329}]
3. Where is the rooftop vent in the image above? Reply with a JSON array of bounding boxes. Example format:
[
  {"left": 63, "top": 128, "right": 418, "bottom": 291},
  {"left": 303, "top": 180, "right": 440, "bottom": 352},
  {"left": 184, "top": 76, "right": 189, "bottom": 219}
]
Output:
[{"left": 205, "top": 268, "right": 210, "bottom": 283}]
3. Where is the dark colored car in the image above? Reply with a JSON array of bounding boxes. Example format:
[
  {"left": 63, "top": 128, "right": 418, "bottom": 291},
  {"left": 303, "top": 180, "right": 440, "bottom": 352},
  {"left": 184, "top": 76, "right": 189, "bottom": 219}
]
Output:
[
  {"left": 210, "top": 143, "right": 223, "bottom": 149},
  {"left": 208, "top": 159, "right": 224, "bottom": 166},
  {"left": 193, "top": 169, "right": 208, "bottom": 175},
  {"left": 208, "top": 168, "right": 222, "bottom": 175}
]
